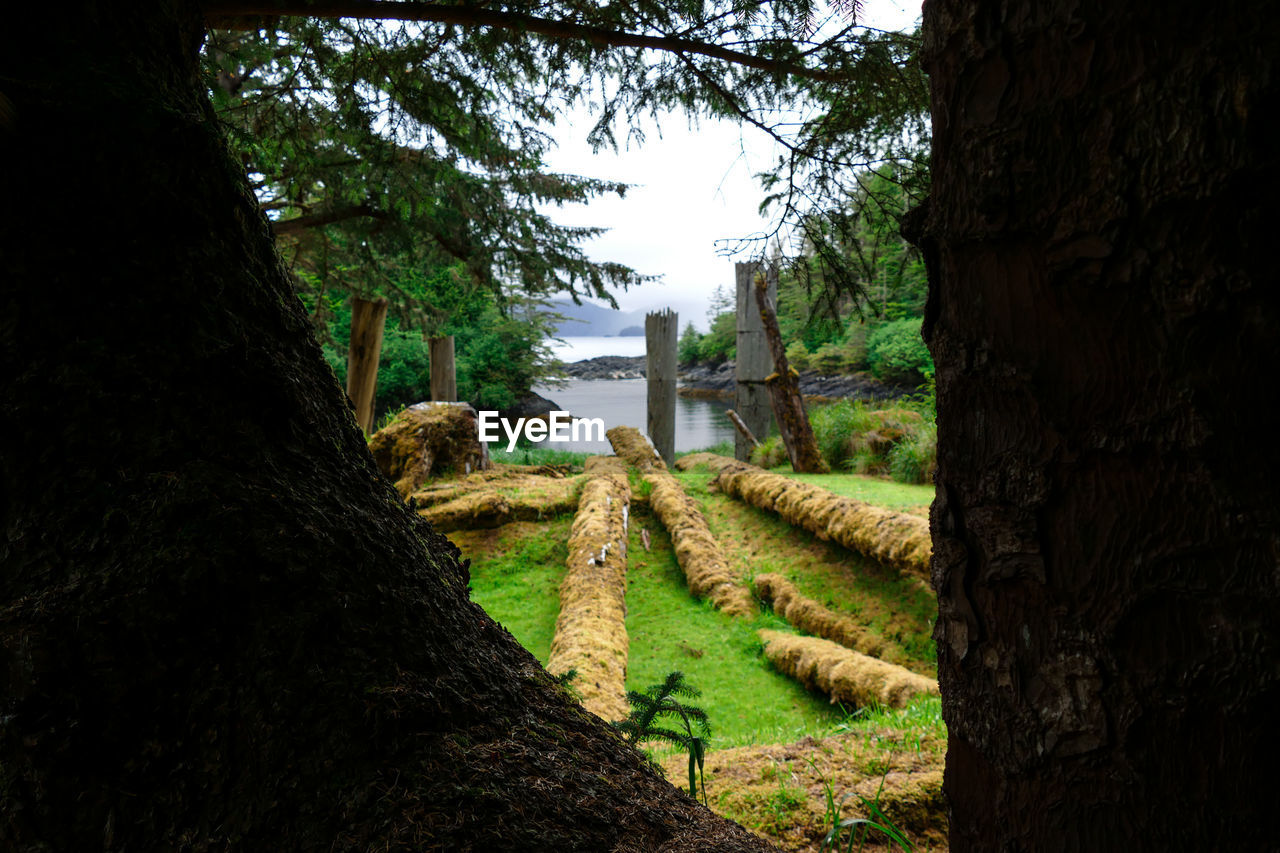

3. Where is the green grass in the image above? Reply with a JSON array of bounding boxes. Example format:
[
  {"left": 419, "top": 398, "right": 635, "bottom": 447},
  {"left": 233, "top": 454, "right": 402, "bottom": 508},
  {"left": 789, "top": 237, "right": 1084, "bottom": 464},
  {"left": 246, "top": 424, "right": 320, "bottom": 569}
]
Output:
[
  {"left": 624, "top": 507, "right": 848, "bottom": 747},
  {"left": 488, "top": 444, "right": 592, "bottom": 468},
  {"left": 452, "top": 519, "right": 570, "bottom": 662},
  {"left": 673, "top": 466, "right": 938, "bottom": 671},
  {"left": 776, "top": 469, "right": 933, "bottom": 511}
]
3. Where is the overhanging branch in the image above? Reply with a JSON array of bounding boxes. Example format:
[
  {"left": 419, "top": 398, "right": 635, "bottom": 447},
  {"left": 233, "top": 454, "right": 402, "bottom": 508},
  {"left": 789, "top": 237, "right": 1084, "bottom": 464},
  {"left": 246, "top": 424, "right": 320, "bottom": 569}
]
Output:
[
  {"left": 270, "top": 203, "right": 383, "bottom": 235},
  {"left": 201, "top": 0, "right": 840, "bottom": 81}
]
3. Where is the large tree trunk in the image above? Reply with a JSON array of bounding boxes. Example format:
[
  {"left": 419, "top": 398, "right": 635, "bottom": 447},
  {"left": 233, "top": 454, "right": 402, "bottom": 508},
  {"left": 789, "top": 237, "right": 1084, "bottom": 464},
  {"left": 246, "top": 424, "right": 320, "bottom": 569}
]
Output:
[
  {"left": 0, "top": 5, "right": 770, "bottom": 850},
  {"left": 913, "top": 0, "right": 1280, "bottom": 848}
]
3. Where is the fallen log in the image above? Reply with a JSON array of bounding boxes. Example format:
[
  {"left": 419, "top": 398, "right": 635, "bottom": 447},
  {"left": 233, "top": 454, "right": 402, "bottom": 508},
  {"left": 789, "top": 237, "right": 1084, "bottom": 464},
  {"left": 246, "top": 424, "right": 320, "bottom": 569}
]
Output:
[
  {"left": 675, "top": 454, "right": 931, "bottom": 581},
  {"left": 546, "top": 456, "right": 632, "bottom": 721},
  {"left": 415, "top": 476, "right": 582, "bottom": 531},
  {"left": 753, "top": 573, "right": 893, "bottom": 662},
  {"left": 607, "top": 427, "right": 754, "bottom": 616},
  {"left": 758, "top": 630, "right": 938, "bottom": 709}
]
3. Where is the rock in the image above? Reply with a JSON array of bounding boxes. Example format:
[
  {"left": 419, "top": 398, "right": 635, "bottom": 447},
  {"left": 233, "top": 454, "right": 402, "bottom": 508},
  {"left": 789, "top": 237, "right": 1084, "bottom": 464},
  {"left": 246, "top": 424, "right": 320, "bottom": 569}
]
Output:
[
  {"left": 501, "top": 391, "right": 560, "bottom": 422},
  {"left": 368, "top": 402, "right": 491, "bottom": 496},
  {"left": 561, "top": 355, "right": 646, "bottom": 380}
]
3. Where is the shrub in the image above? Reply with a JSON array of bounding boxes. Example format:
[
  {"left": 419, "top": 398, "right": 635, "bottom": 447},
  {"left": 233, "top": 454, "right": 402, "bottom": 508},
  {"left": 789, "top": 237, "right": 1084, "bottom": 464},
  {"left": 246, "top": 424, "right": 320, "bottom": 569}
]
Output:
[
  {"left": 808, "top": 399, "right": 936, "bottom": 484},
  {"left": 812, "top": 341, "right": 845, "bottom": 374},
  {"left": 750, "top": 436, "right": 789, "bottom": 468},
  {"left": 867, "top": 318, "right": 934, "bottom": 385},
  {"left": 888, "top": 422, "right": 937, "bottom": 484}
]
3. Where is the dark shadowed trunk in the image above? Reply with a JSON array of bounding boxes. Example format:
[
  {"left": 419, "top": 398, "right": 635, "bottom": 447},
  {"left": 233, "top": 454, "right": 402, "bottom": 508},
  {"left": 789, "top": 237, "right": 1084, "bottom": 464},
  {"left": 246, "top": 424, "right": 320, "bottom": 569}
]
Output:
[
  {"left": 0, "top": 4, "right": 770, "bottom": 850},
  {"left": 912, "top": 0, "right": 1280, "bottom": 848}
]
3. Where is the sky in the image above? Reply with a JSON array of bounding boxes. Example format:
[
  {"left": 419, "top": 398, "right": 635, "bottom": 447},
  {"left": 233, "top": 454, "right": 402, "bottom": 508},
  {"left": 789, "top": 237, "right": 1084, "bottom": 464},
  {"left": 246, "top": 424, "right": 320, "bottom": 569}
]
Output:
[{"left": 538, "top": 0, "right": 923, "bottom": 332}]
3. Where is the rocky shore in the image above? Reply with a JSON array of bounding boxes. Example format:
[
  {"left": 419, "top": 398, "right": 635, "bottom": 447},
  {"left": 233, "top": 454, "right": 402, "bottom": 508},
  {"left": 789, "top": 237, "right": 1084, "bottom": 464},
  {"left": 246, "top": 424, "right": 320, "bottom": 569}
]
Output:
[{"left": 559, "top": 355, "right": 911, "bottom": 402}]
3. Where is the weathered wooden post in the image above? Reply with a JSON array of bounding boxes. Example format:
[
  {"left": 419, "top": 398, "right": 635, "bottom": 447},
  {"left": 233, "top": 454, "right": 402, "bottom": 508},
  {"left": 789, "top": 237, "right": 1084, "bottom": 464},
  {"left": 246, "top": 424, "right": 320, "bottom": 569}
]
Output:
[
  {"left": 429, "top": 336, "right": 457, "bottom": 402},
  {"left": 645, "top": 308, "right": 678, "bottom": 466},
  {"left": 734, "top": 262, "right": 773, "bottom": 460},
  {"left": 347, "top": 295, "right": 389, "bottom": 435}
]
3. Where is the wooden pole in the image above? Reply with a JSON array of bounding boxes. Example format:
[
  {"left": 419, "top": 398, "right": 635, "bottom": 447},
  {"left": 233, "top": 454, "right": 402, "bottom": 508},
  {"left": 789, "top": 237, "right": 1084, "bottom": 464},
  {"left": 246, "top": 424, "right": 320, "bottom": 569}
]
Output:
[
  {"left": 734, "top": 262, "right": 772, "bottom": 461},
  {"left": 754, "top": 268, "right": 829, "bottom": 473},
  {"left": 645, "top": 308, "right": 678, "bottom": 466},
  {"left": 429, "top": 336, "right": 457, "bottom": 402},
  {"left": 347, "top": 295, "right": 389, "bottom": 435},
  {"left": 725, "top": 409, "right": 761, "bottom": 449}
]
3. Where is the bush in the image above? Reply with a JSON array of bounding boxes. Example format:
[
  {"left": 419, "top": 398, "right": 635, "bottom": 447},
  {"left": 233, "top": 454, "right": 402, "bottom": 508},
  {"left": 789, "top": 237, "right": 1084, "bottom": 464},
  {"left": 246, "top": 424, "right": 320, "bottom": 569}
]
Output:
[
  {"left": 808, "top": 398, "right": 936, "bottom": 484},
  {"left": 888, "top": 423, "right": 937, "bottom": 484},
  {"left": 749, "top": 436, "right": 789, "bottom": 468},
  {"left": 811, "top": 342, "right": 845, "bottom": 374},
  {"left": 867, "top": 318, "right": 934, "bottom": 385}
]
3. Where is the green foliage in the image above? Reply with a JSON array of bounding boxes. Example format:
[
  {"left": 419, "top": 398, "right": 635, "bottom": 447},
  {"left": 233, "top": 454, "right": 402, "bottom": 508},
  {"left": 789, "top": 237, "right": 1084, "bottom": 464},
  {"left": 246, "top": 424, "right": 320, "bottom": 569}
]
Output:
[
  {"left": 818, "top": 770, "right": 915, "bottom": 853},
  {"left": 866, "top": 318, "right": 933, "bottom": 386},
  {"left": 785, "top": 339, "right": 811, "bottom": 370},
  {"left": 678, "top": 322, "right": 703, "bottom": 365},
  {"left": 807, "top": 398, "right": 936, "bottom": 484},
  {"left": 697, "top": 310, "right": 737, "bottom": 364},
  {"left": 614, "top": 672, "right": 712, "bottom": 804}
]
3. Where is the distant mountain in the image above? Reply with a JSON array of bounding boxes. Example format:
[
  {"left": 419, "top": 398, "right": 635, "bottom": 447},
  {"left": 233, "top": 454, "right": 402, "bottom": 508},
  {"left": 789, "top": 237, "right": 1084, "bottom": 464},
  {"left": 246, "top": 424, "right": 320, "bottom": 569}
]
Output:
[
  {"left": 617, "top": 325, "right": 644, "bottom": 337},
  {"left": 544, "top": 299, "right": 646, "bottom": 337}
]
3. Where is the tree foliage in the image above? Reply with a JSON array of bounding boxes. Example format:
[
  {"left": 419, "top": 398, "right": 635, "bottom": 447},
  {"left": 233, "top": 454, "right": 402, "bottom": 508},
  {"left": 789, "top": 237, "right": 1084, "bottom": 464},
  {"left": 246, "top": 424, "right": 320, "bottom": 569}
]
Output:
[{"left": 201, "top": 1, "right": 930, "bottom": 328}]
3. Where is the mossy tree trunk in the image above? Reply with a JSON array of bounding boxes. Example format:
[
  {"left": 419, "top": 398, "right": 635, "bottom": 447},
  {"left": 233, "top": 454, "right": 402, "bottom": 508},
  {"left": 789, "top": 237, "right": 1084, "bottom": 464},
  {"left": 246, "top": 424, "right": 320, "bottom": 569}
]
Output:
[
  {"left": 913, "top": 0, "right": 1280, "bottom": 848},
  {"left": 753, "top": 273, "right": 828, "bottom": 473},
  {"left": 0, "top": 4, "right": 771, "bottom": 850}
]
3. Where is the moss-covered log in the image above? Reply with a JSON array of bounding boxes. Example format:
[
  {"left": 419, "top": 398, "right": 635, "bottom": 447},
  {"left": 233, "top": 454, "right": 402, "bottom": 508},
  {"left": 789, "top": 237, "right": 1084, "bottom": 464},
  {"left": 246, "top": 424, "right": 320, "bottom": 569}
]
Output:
[
  {"left": 608, "top": 427, "right": 754, "bottom": 616},
  {"left": 753, "top": 573, "right": 892, "bottom": 662},
  {"left": 367, "top": 402, "right": 491, "bottom": 496},
  {"left": 759, "top": 631, "right": 939, "bottom": 709},
  {"left": 677, "top": 454, "right": 931, "bottom": 580},
  {"left": 546, "top": 457, "right": 632, "bottom": 721}
]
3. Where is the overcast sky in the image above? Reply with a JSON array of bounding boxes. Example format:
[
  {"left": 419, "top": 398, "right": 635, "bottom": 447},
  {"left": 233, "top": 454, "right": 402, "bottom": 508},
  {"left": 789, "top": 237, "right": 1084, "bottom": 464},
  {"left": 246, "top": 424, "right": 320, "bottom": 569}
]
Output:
[{"left": 539, "top": 0, "right": 923, "bottom": 332}]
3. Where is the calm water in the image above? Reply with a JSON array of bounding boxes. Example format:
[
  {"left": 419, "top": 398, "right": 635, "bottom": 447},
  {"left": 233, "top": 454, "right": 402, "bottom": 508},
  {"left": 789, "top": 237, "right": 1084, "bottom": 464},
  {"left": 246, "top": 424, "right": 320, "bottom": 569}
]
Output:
[
  {"left": 531, "top": 378, "right": 737, "bottom": 453},
  {"left": 526, "top": 336, "right": 743, "bottom": 453}
]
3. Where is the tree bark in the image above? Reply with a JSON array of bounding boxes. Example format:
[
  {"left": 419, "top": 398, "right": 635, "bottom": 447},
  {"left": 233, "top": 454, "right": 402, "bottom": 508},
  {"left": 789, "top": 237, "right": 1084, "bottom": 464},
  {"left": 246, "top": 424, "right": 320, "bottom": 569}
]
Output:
[
  {"left": 0, "top": 4, "right": 771, "bottom": 850},
  {"left": 913, "top": 0, "right": 1280, "bottom": 848},
  {"left": 347, "top": 294, "right": 388, "bottom": 433},
  {"left": 754, "top": 272, "right": 828, "bottom": 473},
  {"left": 428, "top": 335, "right": 456, "bottom": 402}
]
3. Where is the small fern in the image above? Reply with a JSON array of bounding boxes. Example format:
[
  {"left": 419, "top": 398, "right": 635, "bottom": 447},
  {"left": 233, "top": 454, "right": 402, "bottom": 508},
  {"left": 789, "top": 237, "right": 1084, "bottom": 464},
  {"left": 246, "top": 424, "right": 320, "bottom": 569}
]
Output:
[{"left": 614, "top": 671, "right": 712, "bottom": 804}]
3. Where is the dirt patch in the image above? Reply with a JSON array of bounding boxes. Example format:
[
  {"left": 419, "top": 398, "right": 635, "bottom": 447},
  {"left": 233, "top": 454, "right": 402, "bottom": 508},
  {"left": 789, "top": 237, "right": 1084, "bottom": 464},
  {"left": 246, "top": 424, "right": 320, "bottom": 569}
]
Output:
[
  {"left": 676, "top": 454, "right": 930, "bottom": 581},
  {"left": 368, "top": 402, "right": 490, "bottom": 496},
  {"left": 660, "top": 732, "right": 946, "bottom": 852},
  {"left": 546, "top": 456, "right": 632, "bottom": 721},
  {"left": 759, "top": 630, "right": 938, "bottom": 710}
]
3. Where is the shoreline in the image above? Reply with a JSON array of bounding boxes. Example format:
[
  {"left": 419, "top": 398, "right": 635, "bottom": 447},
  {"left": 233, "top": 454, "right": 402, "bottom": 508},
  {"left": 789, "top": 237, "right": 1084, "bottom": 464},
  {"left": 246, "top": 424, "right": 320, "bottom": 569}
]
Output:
[{"left": 560, "top": 354, "right": 913, "bottom": 403}]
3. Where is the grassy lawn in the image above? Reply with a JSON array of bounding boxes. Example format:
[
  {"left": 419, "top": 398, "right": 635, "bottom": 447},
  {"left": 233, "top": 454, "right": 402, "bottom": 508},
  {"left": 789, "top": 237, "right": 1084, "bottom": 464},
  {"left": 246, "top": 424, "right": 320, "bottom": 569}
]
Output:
[
  {"left": 776, "top": 468, "right": 934, "bottom": 512},
  {"left": 673, "top": 466, "right": 938, "bottom": 671}
]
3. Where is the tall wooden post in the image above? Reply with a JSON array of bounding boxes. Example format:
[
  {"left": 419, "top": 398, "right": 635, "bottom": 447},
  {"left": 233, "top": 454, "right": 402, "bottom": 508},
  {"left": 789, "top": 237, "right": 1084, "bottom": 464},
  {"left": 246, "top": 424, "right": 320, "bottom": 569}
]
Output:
[
  {"left": 429, "top": 336, "right": 457, "bottom": 402},
  {"left": 347, "top": 295, "right": 389, "bottom": 435},
  {"left": 734, "top": 262, "right": 773, "bottom": 461},
  {"left": 645, "top": 308, "right": 678, "bottom": 466}
]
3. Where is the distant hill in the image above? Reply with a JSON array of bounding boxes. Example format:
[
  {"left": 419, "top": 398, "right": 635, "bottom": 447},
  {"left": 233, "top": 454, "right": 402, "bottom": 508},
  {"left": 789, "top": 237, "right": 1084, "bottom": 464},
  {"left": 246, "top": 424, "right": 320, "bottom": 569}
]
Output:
[
  {"left": 618, "top": 325, "right": 644, "bottom": 337},
  {"left": 544, "top": 299, "right": 646, "bottom": 337}
]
